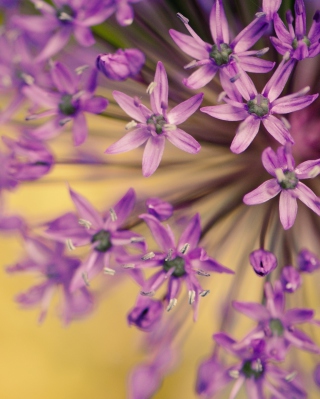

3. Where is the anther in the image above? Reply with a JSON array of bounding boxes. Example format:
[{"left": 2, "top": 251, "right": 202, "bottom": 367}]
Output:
[
  {"left": 196, "top": 269, "right": 211, "bottom": 277},
  {"left": 130, "top": 236, "right": 145, "bottom": 243},
  {"left": 229, "top": 370, "right": 239, "bottom": 379},
  {"left": 125, "top": 120, "right": 137, "bottom": 130},
  {"left": 285, "top": 371, "right": 297, "bottom": 382},
  {"left": 146, "top": 81, "right": 157, "bottom": 94},
  {"left": 200, "top": 290, "right": 210, "bottom": 297},
  {"left": 58, "top": 12, "right": 73, "bottom": 21},
  {"left": 163, "top": 124, "right": 177, "bottom": 130},
  {"left": 78, "top": 219, "right": 92, "bottom": 229},
  {"left": 82, "top": 272, "right": 90, "bottom": 286},
  {"left": 180, "top": 243, "right": 190, "bottom": 255},
  {"left": 308, "top": 165, "right": 320, "bottom": 178},
  {"left": 184, "top": 60, "right": 197, "bottom": 69},
  {"left": 165, "top": 249, "right": 173, "bottom": 261},
  {"left": 230, "top": 73, "right": 240, "bottom": 83},
  {"left": 123, "top": 263, "right": 135, "bottom": 269},
  {"left": 217, "top": 91, "right": 227, "bottom": 103},
  {"left": 66, "top": 239, "right": 75, "bottom": 250},
  {"left": 188, "top": 290, "right": 196, "bottom": 304},
  {"left": 255, "top": 12, "right": 266, "bottom": 18},
  {"left": 140, "top": 290, "right": 155, "bottom": 296},
  {"left": 75, "top": 65, "right": 89, "bottom": 75},
  {"left": 167, "top": 298, "right": 177, "bottom": 311},
  {"left": 142, "top": 252, "right": 155, "bottom": 260},
  {"left": 177, "top": 13, "right": 189, "bottom": 24},
  {"left": 109, "top": 208, "right": 117, "bottom": 221},
  {"left": 280, "top": 116, "right": 291, "bottom": 129},
  {"left": 256, "top": 47, "right": 269, "bottom": 57},
  {"left": 103, "top": 267, "right": 116, "bottom": 275},
  {"left": 59, "top": 117, "right": 72, "bottom": 126},
  {"left": 275, "top": 168, "right": 286, "bottom": 182},
  {"left": 21, "top": 73, "right": 34, "bottom": 85}
]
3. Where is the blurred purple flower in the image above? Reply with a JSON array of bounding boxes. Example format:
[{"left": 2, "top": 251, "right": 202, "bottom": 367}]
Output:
[
  {"left": 106, "top": 61, "right": 203, "bottom": 177},
  {"left": 280, "top": 266, "right": 302, "bottom": 293},
  {"left": 297, "top": 248, "right": 320, "bottom": 273},
  {"left": 127, "top": 295, "right": 163, "bottom": 332},
  {"left": 243, "top": 145, "right": 320, "bottom": 230},
  {"left": 146, "top": 197, "right": 173, "bottom": 221},
  {"left": 249, "top": 249, "right": 277, "bottom": 276},
  {"left": 262, "top": 0, "right": 282, "bottom": 22}
]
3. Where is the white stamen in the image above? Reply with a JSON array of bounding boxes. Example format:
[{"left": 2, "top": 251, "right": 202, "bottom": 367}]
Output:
[
  {"left": 163, "top": 124, "right": 177, "bottom": 131},
  {"left": 167, "top": 298, "right": 177, "bottom": 311},
  {"left": 146, "top": 81, "right": 157, "bottom": 94},
  {"left": 21, "top": 73, "right": 34, "bottom": 85},
  {"left": 188, "top": 290, "right": 196, "bottom": 305},
  {"left": 66, "top": 239, "right": 75, "bottom": 251},
  {"left": 125, "top": 120, "right": 138, "bottom": 130},
  {"left": 256, "top": 47, "right": 269, "bottom": 57},
  {"left": 286, "top": 283, "right": 293, "bottom": 289},
  {"left": 82, "top": 272, "right": 90, "bottom": 286},
  {"left": 196, "top": 269, "right": 211, "bottom": 277},
  {"left": 283, "top": 51, "right": 291, "bottom": 61},
  {"left": 296, "top": 86, "right": 310, "bottom": 96},
  {"left": 59, "top": 117, "right": 72, "bottom": 126},
  {"left": 142, "top": 252, "right": 155, "bottom": 260},
  {"left": 123, "top": 263, "right": 135, "bottom": 269},
  {"left": 34, "top": 0, "right": 44, "bottom": 9},
  {"left": 103, "top": 267, "right": 115, "bottom": 275},
  {"left": 165, "top": 249, "right": 173, "bottom": 261},
  {"left": 217, "top": 91, "right": 227, "bottom": 103},
  {"left": 275, "top": 168, "right": 286, "bottom": 182},
  {"left": 140, "top": 290, "right": 155, "bottom": 296},
  {"left": 308, "top": 165, "right": 320, "bottom": 178},
  {"left": 109, "top": 208, "right": 117, "bottom": 222},
  {"left": 130, "top": 236, "right": 145, "bottom": 243},
  {"left": 72, "top": 90, "right": 85, "bottom": 100},
  {"left": 184, "top": 60, "right": 197, "bottom": 70},
  {"left": 285, "top": 371, "right": 297, "bottom": 382},
  {"left": 200, "top": 290, "right": 210, "bottom": 297},
  {"left": 75, "top": 65, "right": 89, "bottom": 75},
  {"left": 280, "top": 116, "right": 291, "bottom": 129},
  {"left": 78, "top": 219, "right": 92, "bottom": 229},
  {"left": 58, "top": 12, "right": 73, "bottom": 21},
  {"left": 229, "top": 370, "right": 239, "bottom": 379},
  {"left": 177, "top": 13, "right": 189, "bottom": 24},
  {"left": 180, "top": 243, "right": 190, "bottom": 255},
  {"left": 255, "top": 11, "right": 266, "bottom": 18}
]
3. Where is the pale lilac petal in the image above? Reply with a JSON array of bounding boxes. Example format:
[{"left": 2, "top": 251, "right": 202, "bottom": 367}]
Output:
[
  {"left": 81, "top": 97, "right": 108, "bottom": 114},
  {"left": 262, "top": 59, "right": 296, "bottom": 102},
  {"left": 273, "top": 13, "right": 292, "bottom": 42},
  {"left": 183, "top": 64, "right": 218, "bottom": 89},
  {"left": 293, "top": 41, "right": 309, "bottom": 60},
  {"left": 105, "top": 128, "right": 149, "bottom": 154},
  {"left": 178, "top": 214, "right": 201, "bottom": 250},
  {"left": 12, "top": 15, "right": 58, "bottom": 32},
  {"left": 142, "top": 136, "right": 165, "bottom": 177},
  {"left": 284, "top": 308, "right": 314, "bottom": 324},
  {"left": 30, "top": 118, "right": 63, "bottom": 140},
  {"left": 270, "top": 36, "right": 292, "bottom": 55},
  {"left": 227, "top": 64, "right": 257, "bottom": 100},
  {"left": 51, "top": 62, "right": 76, "bottom": 94},
  {"left": 150, "top": 61, "right": 168, "bottom": 114},
  {"left": 230, "top": 116, "right": 260, "bottom": 154},
  {"left": 262, "top": 115, "right": 294, "bottom": 145},
  {"left": 276, "top": 145, "right": 295, "bottom": 170},
  {"left": 294, "top": 182, "right": 320, "bottom": 216},
  {"left": 139, "top": 214, "right": 175, "bottom": 252},
  {"left": 219, "top": 69, "right": 243, "bottom": 102},
  {"left": 272, "top": 93, "right": 318, "bottom": 114},
  {"left": 167, "top": 93, "right": 204, "bottom": 125},
  {"left": 113, "top": 91, "right": 145, "bottom": 122},
  {"left": 263, "top": 0, "right": 281, "bottom": 20},
  {"left": 72, "top": 112, "right": 88, "bottom": 146},
  {"left": 169, "top": 30, "right": 208, "bottom": 60},
  {"left": 245, "top": 379, "right": 264, "bottom": 399},
  {"left": 262, "top": 147, "right": 280, "bottom": 176},
  {"left": 213, "top": 332, "right": 237, "bottom": 352},
  {"left": 165, "top": 128, "right": 200, "bottom": 154},
  {"left": 209, "top": 0, "right": 229, "bottom": 44},
  {"left": 73, "top": 25, "right": 95, "bottom": 47},
  {"left": 232, "top": 301, "right": 270, "bottom": 321},
  {"left": 116, "top": 2, "right": 134, "bottom": 26},
  {"left": 81, "top": 7, "right": 115, "bottom": 26},
  {"left": 35, "top": 28, "right": 71, "bottom": 62},
  {"left": 111, "top": 188, "right": 136, "bottom": 228},
  {"left": 309, "top": 11, "right": 320, "bottom": 42},
  {"left": 232, "top": 15, "right": 268, "bottom": 52},
  {"left": 295, "top": 159, "right": 320, "bottom": 179},
  {"left": 22, "top": 85, "right": 59, "bottom": 108},
  {"left": 70, "top": 252, "right": 103, "bottom": 292},
  {"left": 69, "top": 187, "right": 103, "bottom": 228},
  {"left": 279, "top": 190, "right": 298, "bottom": 230},
  {"left": 237, "top": 56, "right": 275, "bottom": 73},
  {"left": 243, "top": 179, "right": 281, "bottom": 205},
  {"left": 201, "top": 104, "right": 247, "bottom": 121},
  {"left": 201, "top": 258, "right": 234, "bottom": 274}
]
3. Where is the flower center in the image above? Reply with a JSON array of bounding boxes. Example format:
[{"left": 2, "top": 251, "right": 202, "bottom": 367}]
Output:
[
  {"left": 269, "top": 318, "right": 284, "bottom": 336},
  {"left": 209, "top": 43, "right": 232, "bottom": 66},
  {"left": 292, "top": 36, "right": 311, "bottom": 49},
  {"left": 247, "top": 95, "right": 269, "bottom": 117},
  {"left": 146, "top": 114, "right": 166, "bottom": 134},
  {"left": 278, "top": 170, "right": 299, "bottom": 190},
  {"left": 58, "top": 94, "right": 77, "bottom": 116},
  {"left": 241, "top": 358, "right": 264, "bottom": 379},
  {"left": 56, "top": 5, "right": 75, "bottom": 22},
  {"left": 163, "top": 256, "right": 186, "bottom": 277},
  {"left": 91, "top": 230, "right": 112, "bottom": 252},
  {"left": 46, "top": 264, "right": 60, "bottom": 280}
]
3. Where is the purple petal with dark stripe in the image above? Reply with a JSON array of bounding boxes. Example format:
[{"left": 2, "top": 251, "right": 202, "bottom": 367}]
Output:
[
  {"left": 169, "top": 29, "right": 209, "bottom": 60},
  {"left": 294, "top": 182, "right": 320, "bottom": 216},
  {"left": 262, "top": 59, "right": 296, "bottom": 102},
  {"left": 165, "top": 128, "right": 200, "bottom": 154},
  {"left": 69, "top": 187, "right": 103, "bottom": 228},
  {"left": 167, "top": 93, "right": 203, "bottom": 125},
  {"left": 272, "top": 93, "right": 318, "bottom": 114},
  {"left": 183, "top": 64, "right": 218, "bottom": 89},
  {"left": 243, "top": 179, "right": 281, "bottom": 205},
  {"left": 142, "top": 135, "right": 165, "bottom": 177},
  {"left": 230, "top": 116, "right": 260, "bottom": 153},
  {"left": 232, "top": 15, "right": 268, "bottom": 52},
  {"left": 150, "top": 61, "right": 168, "bottom": 114},
  {"left": 262, "top": 147, "right": 280, "bottom": 176},
  {"left": 201, "top": 104, "right": 247, "bottom": 121},
  {"left": 262, "top": 115, "right": 294, "bottom": 145},
  {"left": 140, "top": 213, "right": 175, "bottom": 252},
  {"left": 279, "top": 190, "right": 298, "bottom": 230},
  {"left": 113, "top": 91, "right": 145, "bottom": 122},
  {"left": 105, "top": 128, "right": 149, "bottom": 154},
  {"left": 209, "top": 0, "right": 229, "bottom": 44}
]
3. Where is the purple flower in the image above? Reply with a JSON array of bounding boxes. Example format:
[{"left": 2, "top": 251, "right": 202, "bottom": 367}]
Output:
[
  {"left": 201, "top": 59, "right": 319, "bottom": 153},
  {"left": 7, "top": 237, "right": 94, "bottom": 324},
  {"left": 145, "top": 197, "right": 173, "bottom": 221},
  {"left": 249, "top": 249, "right": 277, "bottom": 276},
  {"left": 105, "top": 61, "right": 203, "bottom": 177},
  {"left": 280, "top": 266, "right": 302, "bottom": 293},
  {"left": 23, "top": 62, "right": 108, "bottom": 146},
  {"left": 169, "top": 1, "right": 274, "bottom": 90},
  {"left": 96, "top": 49, "right": 145, "bottom": 81},
  {"left": 119, "top": 213, "right": 233, "bottom": 319},
  {"left": 297, "top": 248, "right": 320, "bottom": 273},
  {"left": 243, "top": 145, "right": 320, "bottom": 229},
  {"left": 262, "top": 0, "right": 282, "bottom": 22},
  {"left": 45, "top": 187, "right": 144, "bottom": 291},
  {"left": 271, "top": 1, "right": 320, "bottom": 60},
  {"left": 127, "top": 295, "right": 163, "bottom": 332},
  {"left": 314, "top": 364, "right": 320, "bottom": 387},
  {"left": 233, "top": 281, "right": 320, "bottom": 360}
]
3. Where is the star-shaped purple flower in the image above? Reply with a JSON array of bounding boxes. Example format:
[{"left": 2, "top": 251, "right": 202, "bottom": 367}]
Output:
[
  {"left": 105, "top": 61, "right": 203, "bottom": 177},
  {"left": 243, "top": 145, "right": 320, "bottom": 229},
  {"left": 169, "top": 0, "right": 274, "bottom": 89}
]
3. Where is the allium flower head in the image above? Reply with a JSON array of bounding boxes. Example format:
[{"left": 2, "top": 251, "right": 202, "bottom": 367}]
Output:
[
  {"left": 169, "top": 1, "right": 274, "bottom": 89},
  {"left": 243, "top": 145, "right": 320, "bottom": 229},
  {"left": 105, "top": 61, "right": 203, "bottom": 177},
  {"left": 145, "top": 197, "right": 173, "bottom": 221}
]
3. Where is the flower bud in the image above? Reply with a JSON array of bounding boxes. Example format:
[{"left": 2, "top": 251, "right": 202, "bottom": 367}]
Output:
[
  {"left": 96, "top": 49, "right": 145, "bottom": 81},
  {"left": 280, "top": 266, "right": 302, "bottom": 293},
  {"left": 297, "top": 249, "right": 320, "bottom": 273},
  {"left": 127, "top": 296, "right": 163, "bottom": 332},
  {"left": 249, "top": 249, "right": 277, "bottom": 276},
  {"left": 146, "top": 197, "right": 173, "bottom": 221}
]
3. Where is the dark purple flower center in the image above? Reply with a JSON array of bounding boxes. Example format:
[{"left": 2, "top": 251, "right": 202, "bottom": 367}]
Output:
[
  {"left": 56, "top": 5, "right": 75, "bottom": 23},
  {"left": 209, "top": 43, "right": 232, "bottom": 66},
  {"left": 247, "top": 95, "right": 269, "bottom": 117},
  {"left": 147, "top": 114, "right": 166, "bottom": 134},
  {"left": 278, "top": 170, "right": 299, "bottom": 189},
  {"left": 91, "top": 230, "right": 112, "bottom": 252},
  {"left": 163, "top": 256, "right": 186, "bottom": 277},
  {"left": 46, "top": 264, "right": 60, "bottom": 280},
  {"left": 241, "top": 358, "right": 264, "bottom": 379},
  {"left": 269, "top": 318, "right": 284, "bottom": 336},
  {"left": 292, "top": 36, "right": 311, "bottom": 49},
  {"left": 58, "top": 94, "right": 78, "bottom": 116}
]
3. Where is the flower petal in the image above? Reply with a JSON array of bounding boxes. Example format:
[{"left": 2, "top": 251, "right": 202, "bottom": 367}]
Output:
[
  {"left": 294, "top": 182, "right": 320, "bottom": 216},
  {"left": 113, "top": 91, "right": 145, "bottom": 122},
  {"left": 69, "top": 187, "right": 103, "bottom": 229},
  {"left": 169, "top": 29, "right": 208, "bottom": 60},
  {"left": 209, "top": 0, "right": 229, "bottom": 44},
  {"left": 273, "top": 13, "right": 292, "bottom": 42},
  {"left": 232, "top": 14, "right": 268, "bottom": 52},
  {"left": 178, "top": 214, "right": 201, "bottom": 250},
  {"left": 230, "top": 116, "right": 260, "bottom": 154},
  {"left": 183, "top": 64, "right": 218, "bottom": 89},
  {"left": 295, "top": 159, "right": 320, "bottom": 179},
  {"left": 272, "top": 93, "right": 318, "bottom": 114},
  {"left": 262, "top": 115, "right": 294, "bottom": 145},
  {"left": 73, "top": 25, "right": 95, "bottom": 47},
  {"left": 165, "top": 128, "right": 200, "bottom": 154},
  {"left": 105, "top": 128, "right": 149, "bottom": 154},
  {"left": 262, "top": 59, "right": 296, "bottom": 102},
  {"left": 232, "top": 301, "right": 270, "bottom": 321},
  {"left": 237, "top": 56, "right": 275, "bottom": 73},
  {"left": 35, "top": 28, "right": 71, "bottom": 62},
  {"left": 140, "top": 214, "right": 175, "bottom": 252},
  {"left": 284, "top": 308, "right": 314, "bottom": 324},
  {"left": 243, "top": 179, "right": 281, "bottom": 205},
  {"left": 279, "top": 190, "right": 298, "bottom": 230},
  {"left": 72, "top": 112, "right": 88, "bottom": 146},
  {"left": 111, "top": 188, "right": 136, "bottom": 229},
  {"left": 51, "top": 62, "right": 77, "bottom": 94},
  {"left": 81, "top": 96, "right": 109, "bottom": 114},
  {"left": 150, "top": 61, "right": 168, "bottom": 114},
  {"left": 142, "top": 135, "right": 166, "bottom": 177},
  {"left": 167, "top": 93, "right": 203, "bottom": 125},
  {"left": 201, "top": 104, "right": 247, "bottom": 121},
  {"left": 262, "top": 147, "right": 280, "bottom": 176}
]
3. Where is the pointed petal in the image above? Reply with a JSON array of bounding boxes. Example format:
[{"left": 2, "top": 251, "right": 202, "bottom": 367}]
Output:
[
  {"left": 30, "top": 118, "right": 63, "bottom": 140},
  {"left": 262, "top": 115, "right": 294, "bottom": 145},
  {"left": 238, "top": 56, "right": 275, "bottom": 73},
  {"left": 165, "top": 128, "right": 200, "bottom": 154},
  {"left": 272, "top": 93, "right": 318, "bottom": 114},
  {"left": 262, "top": 59, "right": 296, "bottom": 102},
  {"left": 111, "top": 188, "right": 136, "bottom": 228},
  {"left": 295, "top": 159, "right": 320, "bottom": 179},
  {"left": 232, "top": 301, "right": 270, "bottom": 321},
  {"left": 262, "top": 147, "right": 280, "bottom": 176},
  {"left": 69, "top": 187, "right": 103, "bottom": 228},
  {"left": 243, "top": 179, "right": 281, "bottom": 205},
  {"left": 209, "top": 0, "right": 229, "bottom": 44},
  {"left": 169, "top": 29, "right": 208, "bottom": 60},
  {"left": 269, "top": 36, "right": 292, "bottom": 55},
  {"left": 279, "top": 190, "right": 298, "bottom": 230},
  {"left": 22, "top": 85, "right": 59, "bottom": 108},
  {"left": 201, "top": 258, "right": 234, "bottom": 274},
  {"left": 73, "top": 25, "right": 95, "bottom": 47},
  {"left": 178, "top": 214, "right": 201, "bottom": 250},
  {"left": 150, "top": 61, "right": 168, "bottom": 114},
  {"left": 294, "top": 182, "right": 320, "bottom": 216},
  {"left": 142, "top": 136, "right": 165, "bottom": 177},
  {"left": 183, "top": 64, "right": 218, "bottom": 89},
  {"left": 167, "top": 93, "right": 203, "bottom": 125},
  {"left": 273, "top": 13, "right": 292, "bottom": 42},
  {"left": 284, "top": 308, "right": 314, "bottom": 324},
  {"left": 112, "top": 91, "right": 145, "bottom": 122},
  {"left": 232, "top": 15, "right": 268, "bottom": 52},
  {"left": 72, "top": 112, "right": 88, "bottom": 146},
  {"left": 51, "top": 62, "right": 76, "bottom": 94},
  {"left": 105, "top": 128, "right": 149, "bottom": 154},
  {"left": 201, "top": 104, "right": 247, "bottom": 121},
  {"left": 35, "top": 28, "right": 71, "bottom": 62},
  {"left": 230, "top": 116, "right": 260, "bottom": 153},
  {"left": 81, "top": 96, "right": 109, "bottom": 114},
  {"left": 139, "top": 214, "right": 175, "bottom": 252}
]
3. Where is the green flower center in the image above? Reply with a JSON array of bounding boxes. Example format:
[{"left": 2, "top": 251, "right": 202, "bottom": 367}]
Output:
[
  {"left": 247, "top": 95, "right": 269, "bottom": 117},
  {"left": 269, "top": 318, "right": 285, "bottom": 336},
  {"left": 56, "top": 5, "right": 75, "bottom": 21},
  {"left": 292, "top": 36, "right": 311, "bottom": 49},
  {"left": 147, "top": 114, "right": 166, "bottom": 134},
  {"left": 163, "top": 256, "right": 186, "bottom": 277},
  {"left": 59, "top": 94, "right": 77, "bottom": 116},
  {"left": 279, "top": 170, "right": 299, "bottom": 190},
  {"left": 209, "top": 43, "right": 233, "bottom": 66},
  {"left": 91, "top": 230, "right": 112, "bottom": 252},
  {"left": 241, "top": 359, "right": 264, "bottom": 379}
]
